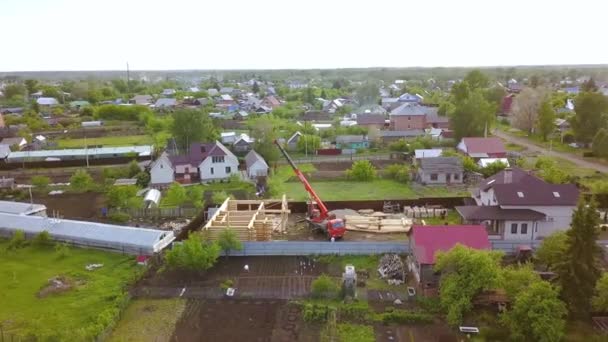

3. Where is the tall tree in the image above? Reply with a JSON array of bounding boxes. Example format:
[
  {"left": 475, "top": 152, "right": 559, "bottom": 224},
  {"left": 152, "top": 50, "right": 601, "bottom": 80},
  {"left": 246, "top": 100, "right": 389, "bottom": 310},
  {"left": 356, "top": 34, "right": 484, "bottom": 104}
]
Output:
[
  {"left": 248, "top": 115, "right": 280, "bottom": 164},
  {"left": 24, "top": 79, "right": 38, "bottom": 95},
  {"left": 171, "top": 109, "right": 218, "bottom": 150},
  {"left": 2, "top": 83, "right": 26, "bottom": 99},
  {"left": 450, "top": 89, "right": 494, "bottom": 141},
  {"left": 165, "top": 233, "right": 220, "bottom": 272},
  {"left": 217, "top": 228, "right": 243, "bottom": 257},
  {"left": 463, "top": 69, "right": 489, "bottom": 90},
  {"left": 252, "top": 81, "right": 260, "bottom": 93},
  {"left": 592, "top": 273, "right": 608, "bottom": 312},
  {"left": 535, "top": 231, "right": 568, "bottom": 270},
  {"left": 355, "top": 82, "right": 379, "bottom": 105},
  {"left": 556, "top": 198, "right": 602, "bottom": 318},
  {"left": 537, "top": 98, "right": 556, "bottom": 141},
  {"left": 484, "top": 86, "right": 506, "bottom": 113},
  {"left": 571, "top": 92, "right": 608, "bottom": 146},
  {"left": 434, "top": 245, "right": 503, "bottom": 326},
  {"left": 500, "top": 281, "right": 567, "bottom": 342},
  {"left": 593, "top": 128, "right": 608, "bottom": 158},
  {"left": 581, "top": 78, "right": 598, "bottom": 92},
  {"left": 511, "top": 87, "right": 548, "bottom": 134}
]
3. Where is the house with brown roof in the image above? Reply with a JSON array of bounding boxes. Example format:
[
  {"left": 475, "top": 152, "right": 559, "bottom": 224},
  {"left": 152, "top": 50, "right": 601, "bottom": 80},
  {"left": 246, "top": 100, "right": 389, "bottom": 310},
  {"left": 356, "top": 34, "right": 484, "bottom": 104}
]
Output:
[
  {"left": 150, "top": 141, "right": 239, "bottom": 186},
  {"left": 457, "top": 137, "right": 506, "bottom": 159},
  {"left": 261, "top": 95, "right": 281, "bottom": 109},
  {"left": 455, "top": 168, "right": 579, "bottom": 241},
  {"left": 356, "top": 114, "right": 388, "bottom": 130}
]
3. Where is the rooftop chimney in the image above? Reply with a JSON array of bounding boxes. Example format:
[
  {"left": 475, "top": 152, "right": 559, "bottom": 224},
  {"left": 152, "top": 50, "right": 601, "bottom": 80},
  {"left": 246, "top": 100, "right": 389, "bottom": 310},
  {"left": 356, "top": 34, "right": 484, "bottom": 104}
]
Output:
[{"left": 503, "top": 168, "right": 513, "bottom": 184}]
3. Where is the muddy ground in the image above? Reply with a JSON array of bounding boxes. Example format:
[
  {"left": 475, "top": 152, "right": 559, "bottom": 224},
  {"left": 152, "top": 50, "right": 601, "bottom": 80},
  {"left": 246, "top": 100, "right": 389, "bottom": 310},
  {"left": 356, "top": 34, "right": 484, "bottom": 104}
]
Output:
[
  {"left": 36, "top": 192, "right": 106, "bottom": 220},
  {"left": 312, "top": 160, "right": 403, "bottom": 172}
]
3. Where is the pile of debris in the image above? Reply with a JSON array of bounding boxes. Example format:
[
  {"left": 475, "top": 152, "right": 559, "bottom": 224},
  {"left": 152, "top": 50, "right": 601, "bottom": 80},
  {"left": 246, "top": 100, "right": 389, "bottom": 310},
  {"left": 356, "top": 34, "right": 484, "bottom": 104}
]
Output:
[
  {"left": 159, "top": 219, "right": 190, "bottom": 231},
  {"left": 377, "top": 254, "right": 406, "bottom": 285},
  {"left": 37, "top": 276, "right": 73, "bottom": 298}
]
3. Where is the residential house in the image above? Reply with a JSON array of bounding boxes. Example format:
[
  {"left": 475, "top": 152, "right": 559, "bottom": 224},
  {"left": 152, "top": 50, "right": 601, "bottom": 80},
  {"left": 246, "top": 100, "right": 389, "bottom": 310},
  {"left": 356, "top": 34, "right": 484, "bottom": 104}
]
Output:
[
  {"left": 508, "top": 83, "right": 524, "bottom": 93},
  {"left": 357, "top": 104, "right": 387, "bottom": 116},
  {"left": 335, "top": 135, "right": 369, "bottom": 150},
  {"left": 0, "top": 144, "right": 10, "bottom": 160},
  {"left": 381, "top": 97, "right": 401, "bottom": 111},
  {"left": 389, "top": 104, "right": 428, "bottom": 130},
  {"left": 150, "top": 141, "right": 239, "bottom": 186},
  {"left": 219, "top": 94, "right": 235, "bottom": 106},
  {"left": 286, "top": 131, "right": 302, "bottom": 151},
  {"left": 563, "top": 86, "right": 580, "bottom": 95},
  {"left": 261, "top": 95, "right": 281, "bottom": 109},
  {"left": 287, "top": 80, "right": 307, "bottom": 89},
  {"left": 398, "top": 93, "right": 423, "bottom": 104},
  {"left": 455, "top": 167, "right": 579, "bottom": 241},
  {"left": 457, "top": 137, "right": 506, "bottom": 159},
  {"left": 130, "top": 95, "right": 154, "bottom": 105},
  {"left": 0, "top": 107, "right": 24, "bottom": 116},
  {"left": 408, "top": 225, "right": 491, "bottom": 287},
  {"left": 161, "top": 89, "right": 176, "bottom": 97},
  {"left": 417, "top": 157, "right": 463, "bottom": 185},
  {"left": 555, "top": 118, "right": 570, "bottom": 132},
  {"left": 233, "top": 135, "right": 254, "bottom": 153},
  {"left": 379, "top": 130, "right": 425, "bottom": 143},
  {"left": 36, "top": 97, "right": 59, "bottom": 107},
  {"left": 425, "top": 113, "right": 449, "bottom": 129},
  {"left": 154, "top": 98, "right": 177, "bottom": 108},
  {"left": 300, "top": 111, "right": 332, "bottom": 122},
  {"left": 207, "top": 88, "right": 219, "bottom": 96},
  {"left": 234, "top": 110, "right": 249, "bottom": 120},
  {"left": 193, "top": 98, "right": 209, "bottom": 106},
  {"left": 501, "top": 94, "right": 515, "bottom": 115},
  {"left": 245, "top": 150, "right": 268, "bottom": 178},
  {"left": 356, "top": 114, "right": 388, "bottom": 130},
  {"left": 311, "top": 123, "right": 332, "bottom": 131},
  {"left": 323, "top": 99, "right": 344, "bottom": 114},
  {"left": 188, "top": 87, "right": 200, "bottom": 93},
  {"left": 219, "top": 87, "right": 234, "bottom": 95},
  {"left": 255, "top": 105, "right": 272, "bottom": 114}
]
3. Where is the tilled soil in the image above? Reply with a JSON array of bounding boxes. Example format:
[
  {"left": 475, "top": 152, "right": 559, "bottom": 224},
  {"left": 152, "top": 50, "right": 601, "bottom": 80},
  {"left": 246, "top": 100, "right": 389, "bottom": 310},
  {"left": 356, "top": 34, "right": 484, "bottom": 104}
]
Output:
[{"left": 36, "top": 192, "right": 105, "bottom": 220}]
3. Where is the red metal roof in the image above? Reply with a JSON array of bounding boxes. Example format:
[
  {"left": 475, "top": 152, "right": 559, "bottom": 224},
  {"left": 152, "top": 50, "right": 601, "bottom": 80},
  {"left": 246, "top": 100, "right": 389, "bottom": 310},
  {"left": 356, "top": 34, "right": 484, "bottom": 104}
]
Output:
[
  {"left": 462, "top": 137, "right": 506, "bottom": 155},
  {"left": 411, "top": 225, "right": 491, "bottom": 264}
]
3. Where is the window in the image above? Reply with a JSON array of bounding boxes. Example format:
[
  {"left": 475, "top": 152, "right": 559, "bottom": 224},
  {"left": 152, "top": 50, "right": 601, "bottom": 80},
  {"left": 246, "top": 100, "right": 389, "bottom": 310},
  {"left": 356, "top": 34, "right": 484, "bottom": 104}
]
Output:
[
  {"left": 453, "top": 173, "right": 460, "bottom": 180},
  {"left": 553, "top": 192, "right": 560, "bottom": 198},
  {"left": 430, "top": 174, "right": 438, "bottom": 181},
  {"left": 521, "top": 223, "right": 528, "bottom": 235},
  {"left": 408, "top": 116, "right": 411, "bottom": 120},
  {"left": 160, "top": 164, "right": 163, "bottom": 169},
  {"left": 511, "top": 223, "right": 518, "bottom": 234},
  {"left": 210, "top": 167, "right": 214, "bottom": 175},
  {"left": 517, "top": 191, "right": 524, "bottom": 198},
  {"left": 225, "top": 166, "right": 231, "bottom": 174},
  {"left": 212, "top": 156, "right": 225, "bottom": 163}
]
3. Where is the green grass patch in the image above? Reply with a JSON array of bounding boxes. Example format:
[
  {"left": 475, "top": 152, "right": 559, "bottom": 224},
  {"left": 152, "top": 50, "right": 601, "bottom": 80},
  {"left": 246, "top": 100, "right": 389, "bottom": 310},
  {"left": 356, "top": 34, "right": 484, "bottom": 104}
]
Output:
[
  {"left": 283, "top": 179, "right": 414, "bottom": 201},
  {"left": 422, "top": 210, "right": 461, "bottom": 225},
  {"left": 56, "top": 135, "right": 154, "bottom": 148},
  {"left": 505, "top": 142, "right": 526, "bottom": 152},
  {"left": 334, "top": 324, "right": 375, "bottom": 342},
  {"left": 0, "top": 240, "right": 141, "bottom": 340},
  {"left": 108, "top": 298, "right": 186, "bottom": 342}
]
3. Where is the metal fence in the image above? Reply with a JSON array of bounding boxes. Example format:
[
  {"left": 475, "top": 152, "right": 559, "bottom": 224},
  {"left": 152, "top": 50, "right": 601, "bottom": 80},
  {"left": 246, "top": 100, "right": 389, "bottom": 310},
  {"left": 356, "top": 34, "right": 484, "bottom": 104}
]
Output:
[{"left": 222, "top": 241, "right": 409, "bottom": 256}]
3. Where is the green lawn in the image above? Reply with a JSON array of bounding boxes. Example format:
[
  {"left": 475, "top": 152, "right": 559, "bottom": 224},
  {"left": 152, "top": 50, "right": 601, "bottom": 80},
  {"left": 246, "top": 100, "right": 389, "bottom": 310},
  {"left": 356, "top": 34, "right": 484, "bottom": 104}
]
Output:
[
  {"left": 108, "top": 299, "right": 186, "bottom": 342},
  {"left": 282, "top": 179, "right": 468, "bottom": 201},
  {"left": 56, "top": 135, "right": 154, "bottom": 148},
  {"left": 0, "top": 240, "right": 141, "bottom": 340}
]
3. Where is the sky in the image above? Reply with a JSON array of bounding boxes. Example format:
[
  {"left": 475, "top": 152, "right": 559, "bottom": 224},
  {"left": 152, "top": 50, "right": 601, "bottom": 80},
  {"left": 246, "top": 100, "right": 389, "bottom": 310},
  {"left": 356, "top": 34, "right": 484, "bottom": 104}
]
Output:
[{"left": 2, "top": 0, "right": 607, "bottom": 71}]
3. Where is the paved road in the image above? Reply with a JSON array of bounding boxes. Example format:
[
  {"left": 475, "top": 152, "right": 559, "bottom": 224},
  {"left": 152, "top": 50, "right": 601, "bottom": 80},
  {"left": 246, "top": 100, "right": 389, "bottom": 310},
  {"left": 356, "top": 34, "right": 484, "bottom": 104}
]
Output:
[{"left": 494, "top": 130, "right": 608, "bottom": 174}]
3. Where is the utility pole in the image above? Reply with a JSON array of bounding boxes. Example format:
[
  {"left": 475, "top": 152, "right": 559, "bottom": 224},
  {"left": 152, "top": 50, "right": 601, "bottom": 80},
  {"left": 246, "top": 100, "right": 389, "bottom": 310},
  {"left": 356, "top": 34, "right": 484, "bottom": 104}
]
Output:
[{"left": 126, "top": 62, "right": 131, "bottom": 94}]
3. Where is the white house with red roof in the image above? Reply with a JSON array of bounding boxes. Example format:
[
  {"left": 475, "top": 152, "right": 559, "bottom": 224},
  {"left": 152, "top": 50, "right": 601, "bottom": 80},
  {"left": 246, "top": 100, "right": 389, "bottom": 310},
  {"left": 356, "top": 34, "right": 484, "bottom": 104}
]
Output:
[
  {"left": 150, "top": 141, "right": 239, "bottom": 187},
  {"left": 457, "top": 137, "right": 506, "bottom": 159},
  {"left": 408, "top": 225, "right": 491, "bottom": 288},
  {"left": 455, "top": 168, "right": 579, "bottom": 241}
]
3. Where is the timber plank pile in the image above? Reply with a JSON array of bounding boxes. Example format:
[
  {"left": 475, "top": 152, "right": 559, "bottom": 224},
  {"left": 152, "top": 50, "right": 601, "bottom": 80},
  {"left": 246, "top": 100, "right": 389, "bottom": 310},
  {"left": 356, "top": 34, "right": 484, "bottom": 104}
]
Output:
[{"left": 344, "top": 212, "right": 412, "bottom": 233}]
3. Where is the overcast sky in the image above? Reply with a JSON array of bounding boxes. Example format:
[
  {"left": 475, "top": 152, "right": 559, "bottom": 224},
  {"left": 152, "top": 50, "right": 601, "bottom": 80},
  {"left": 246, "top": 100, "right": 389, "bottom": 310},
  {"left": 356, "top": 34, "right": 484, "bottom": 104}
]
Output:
[{"left": 2, "top": 0, "right": 607, "bottom": 71}]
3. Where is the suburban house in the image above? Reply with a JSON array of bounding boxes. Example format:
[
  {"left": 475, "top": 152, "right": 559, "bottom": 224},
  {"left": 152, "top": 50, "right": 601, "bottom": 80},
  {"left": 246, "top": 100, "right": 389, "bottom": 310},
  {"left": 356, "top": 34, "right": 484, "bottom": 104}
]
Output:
[
  {"left": 379, "top": 130, "right": 425, "bottom": 143},
  {"left": 501, "top": 94, "right": 515, "bottom": 115},
  {"left": 286, "top": 131, "right": 302, "bottom": 151},
  {"left": 207, "top": 89, "right": 219, "bottom": 96},
  {"left": 425, "top": 114, "right": 450, "bottom": 129},
  {"left": 389, "top": 104, "right": 428, "bottom": 130},
  {"left": 0, "top": 107, "right": 24, "bottom": 116},
  {"left": 335, "top": 135, "right": 369, "bottom": 150},
  {"left": 245, "top": 150, "right": 269, "bottom": 179},
  {"left": 219, "top": 94, "right": 235, "bottom": 106},
  {"left": 154, "top": 98, "right": 177, "bottom": 108},
  {"left": 219, "top": 87, "right": 234, "bottom": 95},
  {"left": 161, "top": 89, "right": 176, "bottom": 96},
  {"left": 261, "top": 95, "right": 281, "bottom": 109},
  {"left": 413, "top": 149, "right": 443, "bottom": 164},
  {"left": 398, "top": 93, "right": 424, "bottom": 104},
  {"left": 300, "top": 111, "right": 332, "bottom": 122},
  {"left": 356, "top": 104, "right": 387, "bottom": 116},
  {"left": 455, "top": 168, "right": 579, "bottom": 241},
  {"left": 130, "top": 95, "right": 154, "bottom": 105},
  {"left": 356, "top": 114, "right": 388, "bottom": 130},
  {"left": 381, "top": 97, "right": 401, "bottom": 111},
  {"left": 287, "top": 80, "right": 308, "bottom": 89},
  {"left": 323, "top": 99, "right": 344, "bottom": 114},
  {"left": 408, "top": 225, "right": 491, "bottom": 288},
  {"left": 417, "top": 157, "right": 463, "bottom": 185},
  {"left": 150, "top": 141, "right": 239, "bottom": 187},
  {"left": 457, "top": 137, "right": 506, "bottom": 159},
  {"left": 233, "top": 135, "right": 254, "bottom": 153},
  {"left": 555, "top": 118, "right": 570, "bottom": 132}
]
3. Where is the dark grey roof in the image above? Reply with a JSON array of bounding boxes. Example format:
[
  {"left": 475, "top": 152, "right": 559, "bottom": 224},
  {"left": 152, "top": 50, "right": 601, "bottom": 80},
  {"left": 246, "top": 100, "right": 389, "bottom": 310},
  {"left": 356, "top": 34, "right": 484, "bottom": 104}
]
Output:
[
  {"left": 380, "top": 130, "right": 425, "bottom": 138},
  {"left": 155, "top": 98, "right": 177, "bottom": 107},
  {"left": 336, "top": 135, "right": 366, "bottom": 144},
  {"left": 419, "top": 157, "right": 463, "bottom": 173},
  {"left": 456, "top": 205, "right": 546, "bottom": 221},
  {"left": 357, "top": 114, "right": 386, "bottom": 125},
  {"left": 390, "top": 103, "right": 428, "bottom": 116},
  {"left": 245, "top": 150, "right": 268, "bottom": 168}
]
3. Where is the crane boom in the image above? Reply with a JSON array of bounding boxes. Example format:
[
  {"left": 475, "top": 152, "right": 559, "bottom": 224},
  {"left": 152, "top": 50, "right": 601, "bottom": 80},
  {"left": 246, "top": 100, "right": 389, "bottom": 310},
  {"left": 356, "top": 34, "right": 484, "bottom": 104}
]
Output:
[{"left": 274, "top": 140, "right": 330, "bottom": 218}]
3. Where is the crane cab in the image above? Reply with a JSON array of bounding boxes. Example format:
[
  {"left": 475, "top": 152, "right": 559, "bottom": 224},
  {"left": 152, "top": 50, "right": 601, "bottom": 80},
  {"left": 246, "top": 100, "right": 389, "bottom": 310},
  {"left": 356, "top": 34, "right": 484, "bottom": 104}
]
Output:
[{"left": 327, "top": 219, "right": 346, "bottom": 239}]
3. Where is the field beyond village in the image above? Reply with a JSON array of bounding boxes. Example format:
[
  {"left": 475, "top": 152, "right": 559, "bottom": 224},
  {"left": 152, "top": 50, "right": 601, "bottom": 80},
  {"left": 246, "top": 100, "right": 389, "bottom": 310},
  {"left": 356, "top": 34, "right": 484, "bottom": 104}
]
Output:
[{"left": 0, "top": 240, "right": 140, "bottom": 340}]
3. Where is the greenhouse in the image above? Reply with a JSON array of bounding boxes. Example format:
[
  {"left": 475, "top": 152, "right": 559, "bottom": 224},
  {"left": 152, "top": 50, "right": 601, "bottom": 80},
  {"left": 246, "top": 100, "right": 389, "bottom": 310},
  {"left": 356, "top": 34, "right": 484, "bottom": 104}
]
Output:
[{"left": 0, "top": 213, "right": 174, "bottom": 255}]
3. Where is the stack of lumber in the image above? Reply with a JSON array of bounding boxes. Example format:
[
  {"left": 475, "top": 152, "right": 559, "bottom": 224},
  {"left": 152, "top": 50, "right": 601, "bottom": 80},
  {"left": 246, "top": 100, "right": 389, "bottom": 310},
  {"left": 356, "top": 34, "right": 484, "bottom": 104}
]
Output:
[
  {"left": 404, "top": 206, "right": 448, "bottom": 218},
  {"left": 344, "top": 214, "right": 412, "bottom": 233}
]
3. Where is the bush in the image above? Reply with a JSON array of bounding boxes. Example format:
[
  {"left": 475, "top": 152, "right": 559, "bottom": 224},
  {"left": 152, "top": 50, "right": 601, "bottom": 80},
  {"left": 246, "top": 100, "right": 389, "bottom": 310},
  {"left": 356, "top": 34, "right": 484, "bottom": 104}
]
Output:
[
  {"left": 211, "top": 190, "right": 231, "bottom": 205},
  {"left": 54, "top": 243, "right": 71, "bottom": 258},
  {"left": 165, "top": 233, "right": 221, "bottom": 272},
  {"left": 8, "top": 229, "right": 27, "bottom": 250},
  {"left": 311, "top": 274, "right": 340, "bottom": 299},
  {"left": 220, "top": 279, "right": 234, "bottom": 291},
  {"left": 346, "top": 160, "right": 376, "bottom": 181},
  {"left": 70, "top": 169, "right": 94, "bottom": 192},
  {"left": 384, "top": 164, "right": 410, "bottom": 183},
  {"left": 33, "top": 231, "right": 52, "bottom": 247},
  {"left": 135, "top": 171, "right": 151, "bottom": 187},
  {"left": 500, "top": 118, "right": 510, "bottom": 126},
  {"left": 388, "top": 139, "right": 409, "bottom": 152},
  {"left": 108, "top": 212, "right": 131, "bottom": 223},
  {"left": 379, "top": 310, "right": 434, "bottom": 324},
  {"left": 338, "top": 302, "right": 371, "bottom": 321},
  {"left": 302, "top": 303, "right": 334, "bottom": 323},
  {"left": 31, "top": 175, "right": 51, "bottom": 191}
]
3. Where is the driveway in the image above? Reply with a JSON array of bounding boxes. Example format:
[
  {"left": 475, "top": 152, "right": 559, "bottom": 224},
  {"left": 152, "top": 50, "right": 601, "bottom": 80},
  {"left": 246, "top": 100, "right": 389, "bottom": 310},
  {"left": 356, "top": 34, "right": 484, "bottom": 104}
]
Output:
[{"left": 493, "top": 130, "right": 608, "bottom": 174}]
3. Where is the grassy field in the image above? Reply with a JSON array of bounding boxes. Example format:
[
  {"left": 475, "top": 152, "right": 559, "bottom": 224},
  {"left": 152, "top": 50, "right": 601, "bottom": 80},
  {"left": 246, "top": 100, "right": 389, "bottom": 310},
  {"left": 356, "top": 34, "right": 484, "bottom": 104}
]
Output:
[
  {"left": 108, "top": 299, "right": 186, "bottom": 342},
  {"left": 282, "top": 179, "right": 468, "bottom": 201},
  {"left": 56, "top": 135, "right": 154, "bottom": 148},
  {"left": 0, "top": 240, "right": 140, "bottom": 340}
]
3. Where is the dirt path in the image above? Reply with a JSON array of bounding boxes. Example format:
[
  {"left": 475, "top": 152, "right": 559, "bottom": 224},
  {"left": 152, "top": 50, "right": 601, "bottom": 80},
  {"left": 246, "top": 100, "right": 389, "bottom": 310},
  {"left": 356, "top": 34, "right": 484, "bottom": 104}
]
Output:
[{"left": 494, "top": 129, "right": 608, "bottom": 174}]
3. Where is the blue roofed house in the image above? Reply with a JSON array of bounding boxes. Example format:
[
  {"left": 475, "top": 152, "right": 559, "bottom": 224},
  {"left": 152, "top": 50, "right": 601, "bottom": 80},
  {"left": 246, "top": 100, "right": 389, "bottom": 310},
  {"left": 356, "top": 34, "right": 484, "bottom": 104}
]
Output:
[
  {"left": 398, "top": 93, "right": 424, "bottom": 103},
  {"left": 335, "top": 135, "right": 369, "bottom": 150}
]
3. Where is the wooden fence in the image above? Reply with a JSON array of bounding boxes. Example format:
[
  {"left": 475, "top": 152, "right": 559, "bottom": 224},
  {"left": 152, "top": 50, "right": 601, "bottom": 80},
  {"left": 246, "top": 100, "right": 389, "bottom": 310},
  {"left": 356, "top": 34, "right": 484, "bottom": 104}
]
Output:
[{"left": 108, "top": 207, "right": 200, "bottom": 219}]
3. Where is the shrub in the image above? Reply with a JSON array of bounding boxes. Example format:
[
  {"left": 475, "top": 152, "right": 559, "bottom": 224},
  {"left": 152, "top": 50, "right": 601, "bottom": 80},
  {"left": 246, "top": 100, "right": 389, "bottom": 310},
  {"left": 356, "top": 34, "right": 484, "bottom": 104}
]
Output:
[
  {"left": 217, "top": 228, "right": 243, "bottom": 257},
  {"left": 311, "top": 274, "right": 340, "bottom": 299},
  {"left": 338, "top": 302, "right": 371, "bottom": 321},
  {"left": 220, "top": 279, "right": 234, "bottom": 291},
  {"left": 165, "top": 233, "right": 220, "bottom": 272},
  {"left": 211, "top": 190, "right": 231, "bottom": 205},
  {"left": 388, "top": 139, "right": 409, "bottom": 152},
  {"left": 500, "top": 118, "right": 510, "bottom": 126},
  {"left": 135, "top": 171, "right": 151, "bottom": 187},
  {"left": 346, "top": 160, "right": 376, "bottom": 181},
  {"left": 108, "top": 212, "right": 131, "bottom": 223},
  {"left": 54, "top": 243, "right": 71, "bottom": 258},
  {"left": 31, "top": 175, "right": 51, "bottom": 191},
  {"left": 33, "top": 231, "right": 52, "bottom": 247},
  {"left": 70, "top": 169, "right": 94, "bottom": 192},
  {"left": 379, "top": 310, "right": 433, "bottom": 324},
  {"left": 384, "top": 164, "right": 410, "bottom": 183},
  {"left": 303, "top": 303, "right": 334, "bottom": 323},
  {"left": 8, "top": 229, "right": 27, "bottom": 250}
]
